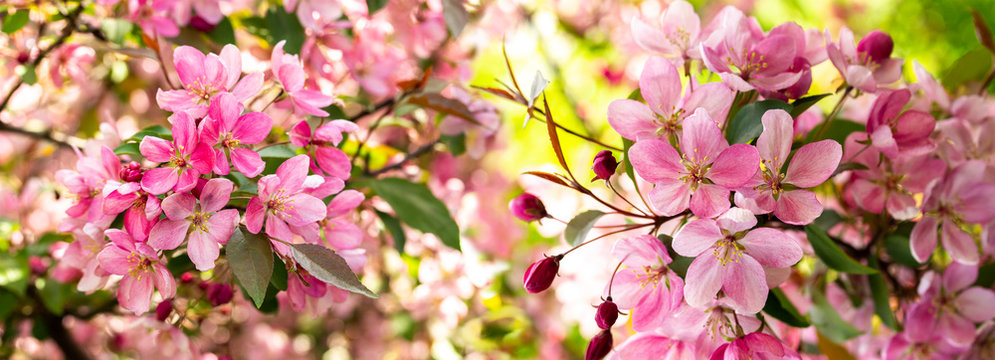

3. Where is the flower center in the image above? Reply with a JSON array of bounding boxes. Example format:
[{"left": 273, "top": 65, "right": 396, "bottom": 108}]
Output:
[
  {"left": 190, "top": 211, "right": 212, "bottom": 232},
  {"left": 266, "top": 189, "right": 294, "bottom": 218},
  {"left": 679, "top": 154, "right": 711, "bottom": 190},
  {"left": 222, "top": 133, "right": 241, "bottom": 149},
  {"left": 713, "top": 236, "right": 745, "bottom": 266},
  {"left": 635, "top": 265, "right": 671, "bottom": 291}
]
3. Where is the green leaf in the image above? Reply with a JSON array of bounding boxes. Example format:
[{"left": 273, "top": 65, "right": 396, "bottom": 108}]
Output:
[
  {"left": 227, "top": 227, "right": 274, "bottom": 308},
  {"left": 805, "top": 225, "right": 877, "bottom": 274},
  {"left": 809, "top": 286, "right": 862, "bottom": 343},
  {"left": 621, "top": 137, "right": 636, "bottom": 185},
  {"left": 100, "top": 18, "right": 133, "bottom": 45},
  {"left": 564, "top": 210, "right": 605, "bottom": 246},
  {"left": 868, "top": 256, "right": 899, "bottom": 330},
  {"left": 657, "top": 234, "right": 693, "bottom": 278},
  {"left": 763, "top": 288, "right": 810, "bottom": 327},
  {"left": 259, "top": 145, "right": 298, "bottom": 175},
  {"left": 0, "top": 252, "right": 28, "bottom": 296},
  {"left": 805, "top": 119, "right": 863, "bottom": 145},
  {"left": 290, "top": 243, "right": 378, "bottom": 298},
  {"left": 128, "top": 125, "right": 172, "bottom": 142},
  {"left": 441, "top": 0, "right": 468, "bottom": 38},
  {"left": 366, "top": 0, "right": 389, "bottom": 14},
  {"left": 208, "top": 17, "right": 236, "bottom": 45},
  {"left": 0, "top": 288, "right": 17, "bottom": 320},
  {"left": 369, "top": 177, "right": 461, "bottom": 251},
  {"left": 789, "top": 94, "right": 831, "bottom": 118},
  {"left": 265, "top": 7, "right": 305, "bottom": 53},
  {"left": 975, "top": 263, "right": 995, "bottom": 288},
  {"left": 884, "top": 232, "right": 923, "bottom": 268},
  {"left": 2, "top": 9, "right": 30, "bottom": 34},
  {"left": 830, "top": 161, "right": 869, "bottom": 178},
  {"left": 270, "top": 254, "right": 288, "bottom": 291},
  {"left": 440, "top": 133, "right": 466, "bottom": 156},
  {"left": 942, "top": 48, "right": 993, "bottom": 90},
  {"left": 725, "top": 99, "right": 792, "bottom": 144},
  {"left": 113, "top": 142, "right": 141, "bottom": 157},
  {"left": 626, "top": 88, "right": 644, "bottom": 102},
  {"left": 812, "top": 209, "right": 843, "bottom": 233},
  {"left": 376, "top": 209, "right": 407, "bottom": 254},
  {"left": 36, "top": 278, "right": 71, "bottom": 316},
  {"left": 14, "top": 64, "right": 36, "bottom": 85}
]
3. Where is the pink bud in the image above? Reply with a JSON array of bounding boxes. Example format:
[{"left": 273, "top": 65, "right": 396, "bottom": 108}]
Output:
[
  {"left": 595, "top": 297, "right": 619, "bottom": 329},
  {"left": 189, "top": 15, "right": 217, "bottom": 32},
  {"left": 119, "top": 161, "right": 143, "bottom": 182},
  {"left": 28, "top": 256, "right": 47, "bottom": 275},
  {"left": 857, "top": 30, "right": 893, "bottom": 63},
  {"left": 585, "top": 329, "right": 613, "bottom": 360},
  {"left": 206, "top": 283, "right": 234, "bottom": 306},
  {"left": 155, "top": 301, "right": 172, "bottom": 322},
  {"left": 180, "top": 272, "right": 194, "bottom": 283},
  {"left": 782, "top": 57, "right": 812, "bottom": 100},
  {"left": 16, "top": 52, "right": 29, "bottom": 64},
  {"left": 523, "top": 254, "right": 562, "bottom": 293},
  {"left": 591, "top": 150, "right": 618, "bottom": 181},
  {"left": 509, "top": 193, "right": 548, "bottom": 222}
]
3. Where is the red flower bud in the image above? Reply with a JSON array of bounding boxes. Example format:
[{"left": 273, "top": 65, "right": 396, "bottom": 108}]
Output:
[
  {"left": 523, "top": 254, "right": 562, "bottom": 293},
  {"left": 28, "top": 256, "right": 47, "bottom": 275},
  {"left": 595, "top": 297, "right": 619, "bottom": 329},
  {"left": 857, "top": 30, "right": 893, "bottom": 64},
  {"left": 155, "top": 301, "right": 172, "bottom": 322},
  {"left": 509, "top": 193, "right": 548, "bottom": 222},
  {"left": 591, "top": 150, "right": 618, "bottom": 181},
  {"left": 585, "top": 329, "right": 613, "bottom": 360},
  {"left": 206, "top": 283, "right": 234, "bottom": 306},
  {"left": 181, "top": 272, "right": 195, "bottom": 283},
  {"left": 188, "top": 15, "right": 218, "bottom": 32},
  {"left": 119, "top": 161, "right": 143, "bottom": 182}
]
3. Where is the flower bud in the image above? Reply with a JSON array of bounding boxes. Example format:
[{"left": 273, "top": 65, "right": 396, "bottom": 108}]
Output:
[
  {"left": 180, "top": 272, "right": 195, "bottom": 283},
  {"left": 155, "top": 301, "right": 172, "bottom": 322},
  {"left": 591, "top": 150, "right": 618, "bottom": 181},
  {"left": 16, "top": 52, "right": 29, "bottom": 64},
  {"left": 189, "top": 15, "right": 218, "bottom": 32},
  {"left": 523, "top": 254, "right": 562, "bottom": 293},
  {"left": 119, "top": 161, "right": 143, "bottom": 182},
  {"left": 585, "top": 329, "right": 613, "bottom": 360},
  {"left": 595, "top": 297, "right": 619, "bottom": 329},
  {"left": 857, "top": 30, "right": 893, "bottom": 63},
  {"left": 28, "top": 256, "right": 47, "bottom": 275},
  {"left": 509, "top": 193, "right": 548, "bottom": 222},
  {"left": 206, "top": 283, "right": 234, "bottom": 306}
]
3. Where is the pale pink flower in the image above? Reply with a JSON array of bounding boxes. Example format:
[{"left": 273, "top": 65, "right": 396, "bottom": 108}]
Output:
[
  {"left": 607, "top": 56, "right": 733, "bottom": 142},
  {"left": 866, "top": 89, "right": 936, "bottom": 157},
  {"left": 148, "top": 178, "right": 239, "bottom": 271},
  {"left": 884, "top": 331, "right": 966, "bottom": 360},
  {"left": 48, "top": 44, "right": 96, "bottom": 88},
  {"left": 156, "top": 45, "right": 263, "bottom": 119},
  {"left": 673, "top": 208, "right": 802, "bottom": 314},
  {"left": 609, "top": 332, "right": 695, "bottom": 360},
  {"left": 285, "top": 0, "right": 342, "bottom": 31},
  {"left": 97, "top": 229, "right": 176, "bottom": 314},
  {"left": 630, "top": 0, "right": 700, "bottom": 66},
  {"left": 608, "top": 235, "right": 684, "bottom": 331},
  {"left": 709, "top": 332, "right": 800, "bottom": 360},
  {"left": 629, "top": 110, "right": 760, "bottom": 218},
  {"left": 291, "top": 189, "right": 365, "bottom": 250},
  {"left": 200, "top": 93, "right": 273, "bottom": 177},
  {"left": 170, "top": 0, "right": 223, "bottom": 27},
  {"left": 128, "top": 0, "right": 180, "bottom": 37},
  {"left": 911, "top": 160, "right": 995, "bottom": 265},
  {"left": 904, "top": 263, "right": 995, "bottom": 347},
  {"left": 288, "top": 120, "right": 357, "bottom": 179},
  {"left": 139, "top": 112, "right": 215, "bottom": 195},
  {"left": 699, "top": 8, "right": 802, "bottom": 92},
  {"left": 271, "top": 40, "right": 335, "bottom": 117},
  {"left": 735, "top": 109, "right": 842, "bottom": 225},
  {"left": 245, "top": 155, "right": 328, "bottom": 242},
  {"left": 63, "top": 224, "right": 109, "bottom": 293},
  {"left": 825, "top": 27, "right": 903, "bottom": 93},
  {"left": 843, "top": 133, "right": 945, "bottom": 220},
  {"left": 55, "top": 146, "right": 120, "bottom": 226}
]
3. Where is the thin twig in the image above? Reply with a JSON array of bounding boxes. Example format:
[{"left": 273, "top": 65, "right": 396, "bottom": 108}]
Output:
[{"left": 365, "top": 138, "right": 442, "bottom": 176}]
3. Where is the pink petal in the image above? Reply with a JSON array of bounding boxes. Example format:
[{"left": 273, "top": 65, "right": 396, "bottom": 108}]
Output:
[
  {"left": 124, "top": 208, "right": 154, "bottom": 241},
  {"left": 938, "top": 313, "right": 976, "bottom": 346},
  {"left": 885, "top": 193, "right": 919, "bottom": 221},
  {"left": 647, "top": 178, "right": 691, "bottom": 216},
  {"left": 689, "top": 183, "right": 730, "bottom": 219},
  {"left": 231, "top": 147, "right": 265, "bottom": 178},
  {"left": 327, "top": 190, "right": 365, "bottom": 218},
  {"left": 673, "top": 219, "right": 722, "bottom": 257},
  {"left": 173, "top": 169, "right": 200, "bottom": 194},
  {"left": 718, "top": 72, "right": 756, "bottom": 92},
  {"left": 148, "top": 219, "right": 191, "bottom": 250},
  {"left": 784, "top": 139, "right": 843, "bottom": 188},
  {"left": 141, "top": 167, "right": 179, "bottom": 195},
  {"left": 716, "top": 207, "right": 757, "bottom": 233},
  {"left": 199, "top": 178, "right": 233, "bottom": 213},
  {"left": 212, "top": 147, "right": 230, "bottom": 175},
  {"left": 161, "top": 192, "right": 196, "bottom": 220},
  {"left": 219, "top": 44, "right": 241, "bottom": 90},
  {"left": 276, "top": 155, "right": 311, "bottom": 193},
  {"left": 188, "top": 142, "right": 216, "bottom": 174},
  {"left": 611, "top": 333, "right": 678, "bottom": 360},
  {"left": 680, "top": 110, "right": 727, "bottom": 162},
  {"left": 721, "top": 254, "right": 768, "bottom": 314},
  {"left": 683, "top": 82, "right": 733, "bottom": 123},
  {"left": 315, "top": 146, "right": 351, "bottom": 180},
  {"left": 739, "top": 228, "right": 802, "bottom": 268},
  {"left": 187, "top": 230, "right": 220, "bottom": 271},
  {"left": 208, "top": 93, "right": 241, "bottom": 131},
  {"left": 756, "top": 109, "right": 792, "bottom": 170},
  {"left": 139, "top": 136, "right": 174, "bottom": 163},
  {"left": 152, "top": 263, "right": 175, "bottom": 299},
  {"left": 612, "top": 234, "right": 672, "bottom": 267},
  {"left": 608, "top": 99, "right": 660, "bottom": 141},
  {"left": 910, "top": 216, "right": 938, "bottom": 264},
  {"left": 631, "top": 18, "right": 675, "bottom": 55},
  {"left": 640, "top": 56, "right": 682, "bottom": 116},
  {"left": 96, "top": 246, "right": 132, "bottom": 275},
  {"left": 707, "top": 144, "right": 760, "bottom": 189},
  {"left": 155, "top": 89, "right": 199, "bottom": 113},
  {"left": 170, "top": 112, "right": 197, "bottom": 155},
  {"left": 208, "top": 209, "right": 239, "bottom": 245},
  {"left": 245, "top": 197, "right": 265, "bottom": 234},
  {"left": 943, "top": 219, "right": 979, "bottom": 265},
  {"left": 958, "top": 184, "right": 995, "bottom": 224},
  {"left": 231, "top": 72, "right": 264, "bottom": 101},
  {"left": 292, "top": 89, "right": 333, "bottom": 114},
  {"left": 605, "top": 269, "right": 644, "bottom": 309},
  {"left": 324, "top": 220, "right": 362, "bottom": 249},
  {"left": 233, "top": 112, "right": 273, "bottom": 144},
  {"left": 683, "top": 254, "right": 726, "bottom": 309},
  {"left": 173, "top": 46, "right": 206, "bottom": 87},
  {"left": 955, "top": 287, "right": 995, "bottom": 322},
  {"left": 630, "top": 139, "right": 683, "bottom": 183},
  {"left": 773, "top": 189, "right": 823, "bottom": 225},
  {"left": 284, "top": 193, "right": 327, "bottom": 226},
  {"left": 278, "top": 64, "right": 305, "bottom": 93},
  {"left": 119, "top": 274, "right": 153, "bottom": 314},
  {"left": 265, "top": 213, "right": 294, "bottom": 242},
  {"left": 631, "top": 277, "right": 681, "bottom": 332},
  {"left": 942, "top": 262, "right": 978, "bottom": 293}
]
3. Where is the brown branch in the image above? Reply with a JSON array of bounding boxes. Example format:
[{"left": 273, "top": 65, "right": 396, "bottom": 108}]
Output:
[{"left": 365, "top": 138, "right": 442, "bottom": 176}]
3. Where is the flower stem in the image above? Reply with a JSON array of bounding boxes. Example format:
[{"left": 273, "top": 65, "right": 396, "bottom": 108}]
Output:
[{"left": 813, "top": 86, "right": 854, "bottom": 140}]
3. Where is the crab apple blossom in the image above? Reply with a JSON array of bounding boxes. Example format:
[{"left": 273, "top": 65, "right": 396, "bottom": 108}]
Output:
[
  {"left": 608, "top": 234, "right": 684, "bottom": 331},
  {"left": 826, "top": 27, "right": 904, "bottom": 93},
  {"left": 271, "top": 40, "right": 335, "bottom": 117},
  {"left": 709, "top": 332, "right": 801, "bottom": 360},
  {"left": 156, "top": 45, "right": 263, "bottom": 119},
  {"left": 291, "top": 189, "right": 366, "bottom": 250},
  {"left": 148, "top": 178, "right": 239, "bottom": 271},
  {"left": 509, "top": 193, "right": 549, "bottom": 222},
  {"left": 288, "top": 120, "right": 357, "bottom": 179},
  {"left": 102, "top": 181, "right": 162, "bottom": 241},
  {"left": 55, "top": 145, "right": 121, "bottom": 227},
  {"left": 699, "top": 8, "right": 803, "bottom": 92},
  {"left": 904, "top": 263, "right": 995, "bottom": 347},
  {"left": 843, "top": 133, "right": 945, "bottom": 220},
  {"left": 585, "top": 329, "right": 613, "bottom": 360},
  {"left": 629, "top": 110, "right": 760, "bottom": 218},
  {"left": 63, "top": 224, "right": 110, "bottom": 293},
  {"left": 866, "top": 89, "right": 936, "bottom": 157},
  {"left": 200, "top": 93, "right": 273, "bottom": 178},
  {"left": 97, "top": 228, "right": 176, "bottom": 315},
  {"left": 609, "top": 332, "right": 696, "bottom": 359},
  {"left": 128, "top": 0, "right": 180, "bottom": 37},
  {"left": 911, "top": 160, "right": 995, "bottom": 265},
  {"left": 630, "top": 0, "right": 701, "bottom": 65},
  {"left": 595, "top": 297, "right": 619, "bottom": 329},
  {"left": 673, "top": 208, "right": 802, "bottom": 313},
  {"left": 139, "top": 112, "right": 215, "bottom": 195},
  {"left": 245, "top": 155, "right": 328, "bottom": 242}
]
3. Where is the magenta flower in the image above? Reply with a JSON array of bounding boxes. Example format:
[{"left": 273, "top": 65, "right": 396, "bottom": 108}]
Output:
[
  {"left": 200, "top": 93, "right": 273, "bottom": 177},
  {"left": 103, "top": 181, "right": 162, "bottom": 241},
  {"left": 866, "top": 89, "right": 936, "bottom": 157},
  {"left": 97, "top": 229, "right": 176, "bottom": 314},
  {"left": 508, "top": 193, "right": 549, "bottom": 222},
  {"left": 271, "top": 40, "right": 335, "bottom": 117},
  {"left": 911, "top": 160, "right": 995, "bottom": 265},
  {"left": 288, "top": 120, "right": 357, "bottom": 179},
  {"left": 709, "top": 333, "right": 800, "bottom": 360},
  {"left": 608, "top": 234, "right": 684, "bottom": 331},
  {"left": 245, "top": 155, "right": 328, "bottom": 242},
  {"left": 608, "top": 56, "right": 733, "bottom": 142},
  {"left": 699, "top": 9, "right": 802, "bottom": 92},
  {"left": 629, "top": 110, "right": 760, "bottom": 218},
  {"left": 735, "top": 109, "right": 842, "bottom": 225},
  {"left": 630, "top": 0, "right": 701, "bottom": 66},
  {"left": 673, "top": 208, "right": 802, "bottom": 313},
  {"left": 156, "top": 44, "right": 263, "bottom": 119},
  {"left": 139, "top": 112, "right": 215, "bottom": 195},
  {"left": 291, "top": 189, "right": 365, "bottom": 250},
  {"left": 904, "top": 263, "right": 995, "bottom": 347},
  {"left": 826, "top": 27, "right": 903, "bottom": 93},
  {"left": 148, "top": 178, "right": 239, "bottom": 271}
]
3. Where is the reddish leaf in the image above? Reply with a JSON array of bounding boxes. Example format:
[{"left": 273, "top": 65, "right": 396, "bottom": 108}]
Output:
[
  {"left": 523, "top": 171, "right": 573, "bottom": 188},
  {"left": 973, "top": 10, "right": 995, "bottom": 55},
  {"left": 543, "top": 96, "right": 574, "bottom": 180},
  {"left": 406, "top": 93, "right": 481, "bottom": 125}
]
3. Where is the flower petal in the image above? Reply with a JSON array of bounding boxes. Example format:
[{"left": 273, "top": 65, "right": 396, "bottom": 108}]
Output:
[
  {"left": 756, "top": 109, "right": 792, "bottom": 170},
  {"left": 161, "top": 192, "right": 196, "bottom": 220},
  {"left": 954, "top": 287, "right": 995, "bottom": 322},
  {"left": 630, "top": 139, "right": 683, "bottom": 183},
  {"left": 187, "top": 230, "right": 220, "bottom": 271},
  {"left": 285, "top": 193, "right": 327, "bottom": 226},
  {"left": 148, "top": 219, "right": 191, "bottom": 250},
  {"left": 784, "top": 140, "right": 842, "bottom": 188},
  {"left": 773, "top": 189, "right": 823, "bottom": 225},
  {"left": 640, "top": 56, "right": 682, "bottom": 116},
  {"left": 673, "top": 219, "right": 722, "bottom": 257},
  {"left": 683, "top": 254, "right": 726, "bottom": 309},
  {"left": 910, "top": 216, "right": 938, "bottom": 264},
  {"left": 680, "top": 109, "right": 727, "bottom": 162},
  {"left": 721, "top": 254, "right": 768, "bottom": 314},
  {"left": 232, "top": 112, "right": 273, "bottom": 145},
  {"left": 708, "top": 144, "right": 760, "bottom": 189},
  {"left": 943, "top": 219, "right": 979, "bottom": 265},
  {"left": 689, "top": 183, "right": 730, "bottom": 219},
  {"left": 647, "top": 179, "right": 691, "bottom": 216},
  {"left": 739, "top": 228, "right": 802, "bottom": 268},
  {"left": 199, "top": 178, "right": 233, "bottom": 213},
  {"left": 141, "top": 167, "right": 178, "bottom": 195},
  {"left": 607, "top": 99, "right": 660, "bottom": 141},
  {"left": 231, "top": 147, "right": 266, "bottom": 178}
]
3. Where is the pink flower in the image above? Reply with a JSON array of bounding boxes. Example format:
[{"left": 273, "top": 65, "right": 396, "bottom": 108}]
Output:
[
  {"left": 284, "top": 0, "right": 342, "bottom": 31},
  {"left": 630, "top": 0, "right": 701, "bottom": 66},
  {"left": 148, "top": 178, "right": 239, "bottom": 271},
  {"left": 63, "top": 224, "right": 110, "bottom": 293},
  {"left": 610, "top": 333, "right": 695, "bottom": 360},
  {"left": 139, "top": 112, "right": 215, "bottom": 195},
  {"left": 156, "top": 45, "right": 263, "bottom": 119},
  {"left": 55, "top": 146, "right": 121, "bottom": 226},
  {"left": 673, "top": 208, "right": 802, "bottom": 313},
  {"left": 48, "top": 44, "right": 95, "bottom": 88},
  {"left": 200, "top": 93, "right": 273, "bottom": 177},
  {"left": 245, "top": 155, "right": 328, "bottom": 242},
  {"left": 883, "top": 331, "right": 965, "bottom": 360},
  {"left": 709, "top": 333, "right": 800, "bottom": 360},
  {"left": 128, "top": 0, "right": 180, "bottom": 37},
  {"left": 608, "top": 56, "right": 733, "bottom": 142},
  {"left": 288, "top": 120, "right": 357, "bottom": 179},
  {"left": 103, "top": 181, "right": 162, "bottom": 241},
  {"left": 904, "top": 263, "right": 995, "bottom": 347},
  {"left": 271, "top": 40, "right": 335, "bottom": 117},
  {"left": 735, "top": 109, "right": 842, "bottom": 225},
  {"left": 866, "top": 89, "right": 936, "bottom": 157},
  {"left": 825, "top": 27, "right": 903, "bottom": 93},
  {"left": 911, "top": 160, "right": 995, "bottom": 265},
  {"left": 608, "top": 235, "right": 684, "bottom": 331},
  {"left": 843, "top": 133, "right": 944, "bottom": 220},
  {"left": 291, "top": 188, "right": 365, "bottom": 251},
  {"left": 699, "top": 9, "right": 802, "bottom": 92},
  {"left": 629, "top": 110, "right": 760, "bottom": 218},
  {"left": 97, "top": 229, "right": 176, "bottom": 314}
]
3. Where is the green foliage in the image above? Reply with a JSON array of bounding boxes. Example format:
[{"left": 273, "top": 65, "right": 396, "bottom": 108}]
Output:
[
  {"left": 868, "top": 256, "right": 899, "bottom": 330},
  {"left": 2, "top": 9, "right": 30, "bottom": 34},
  {"left": 227, "top": 227, "right": 274, "bottom": 308},
  {"left": 290, "top": 243, "right": 378, "bottom": 298},
  {"left": 805, "top": 225, "right": 877, "bottom": 274},
  {"left": 0, "top": 251, "right": 28, "bottom": 297},
  {"left": 763, "top": 288, "right": 810, "bottom": 327},
  {"left": 369, "top": 177, "right": 461, "bottom": 251},
  {"left": 440, "top": 133, "right": 466, "bottom": 156},
  {"left": 809, "top": 286, "right": 862, "bottom": 344},
  {"left": 208, "top": 17, "right": 236, "bottom": 45},
  {"left": 113, "top": 142, "right": 141, "bottom": 157},
  {"left": 366, "top": 0, "right": 389, "bottom": 15},
  {"left": 245, "top": 7, "right": 306, "bottom": 53},
  {"left": 563, "top": 210, "right": 604, "bottom": 246},
  {"left": 789, "top": 94, "right": 831, "bottom": 118},
  {"left": 14, "top": 64, "right": 36, "bottom": 85},
  {"left": 376, "top": 210, "right": 407, "bottom": 254},
  {"left": 100, "top": 18, "right": 133, "bottom": 45},
  {"left": 725, "top": 99, "right": 792, "bottom": 144},
  {"left": 942, "top": 48, "right": 993, "bottom": 90}
]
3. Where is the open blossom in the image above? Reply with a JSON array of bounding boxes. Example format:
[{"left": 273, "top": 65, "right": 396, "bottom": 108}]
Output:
[
  {"left": 607, "top": 56, "right": 733, "bottom": 142},
  {"left": 103, "top": 164, "right": 163, "bottom": 241},
  {"left": 911, "top": 160, "right": 995, "bottom": 265},
  {"left": 630, "top": 0, "right": 701, "bottom": 65},
  {"left": 156, "top": 45, "right": 263, "bottom": 119},
  {"left": 609, "top": 235, "right": 684, "bottom": 331},
  {"left": 699, "top": 8, "right": 802, "bottom": 92},
  {"left": 148, "top": 178, "right": 239, "bottom": 271},
  {"left": 629, "top": 110, "right": 760, "bottom": 218},
  {"left": 288, "top": 120, "right": 357, "bottom": 179},
  {"left": 200, "top": 93, "right": 274, "bottom": 177},
  {"left": 292, "top": 186, "right": 365, "bottom": 251},
  {"left": 673, "top": 208, "right": 802, "bottom": 313},
  {"left": 55, "top": 146, "right": 121, "bottom": 227},
  {"left": 128, "top": 0, "right": 180, "bottom": 37},
  {"left": 826, "top": 27, "right": 903, "bottom": 93},
  {"left": 285, "top": 0, "right": 342, "bottom": 30},
  {"left": 843, "top": 133, "right": 945, "bottom": 220},
  {"left": 139, "top": 112, "right": 214, "bottom": 195},
  {"left": 245, "top": 155, "right": 328, "bottom": 242},
  {"left": 904, "top": 263, "right": 995, "bottom": 347},
  {"left": 710, "top": 332, "right": 800, "bottom": 360},
  {"left": 62, "top": 224, "right": 109, "bottom": 293},
  {"left": 735, "top": 109, "right": 842, "bottom": 225},
  {"left": 866, "top": 89, "right": 936, "bottom": 157},
  {"left": 97, "top": 229, "right": 176, "bottom": 314},
  {"left": 271, "top": 40, "right": 335, "bottom": 117},
  {"left": 610, "top": 332, "right": 696, "bottom": 359}
]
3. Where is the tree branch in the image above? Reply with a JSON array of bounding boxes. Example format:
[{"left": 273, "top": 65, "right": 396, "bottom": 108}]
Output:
[{"left": 365, "top": 138, "right": 442, "bottom": 176}]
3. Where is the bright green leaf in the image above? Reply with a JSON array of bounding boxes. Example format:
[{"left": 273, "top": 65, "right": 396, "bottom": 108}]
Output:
[
  {"left": 376, "top": 209, "right": 407, "bottom": 254},
  {"left": 14, "top": 64, "right": 36, "bottom": 85},
  {"left": 369, "top": 177, "right": 461, "bottom": 251},
  {"left": 564, "top": 210, "right": 605, "bottom": 246},
  {"left": 2, "top": 9, "right": 30, "bottom": 34},
  {"left": 227, "top": 227, "right": 274, "bottom": 308},
  {"left": 805, "top": 225, "right": 877, "bottom": 274},
  {"left": 805, "top": 119, "right": 863, "bottom": 145},
  {"left": 208, "top": 17, "right": 236, "bottom": 45},
  {"left": 290, "top": 243, "right": 378, "bottom": 298},
  {"left": 725, "top": 99, "right": 792, "bottom": 144},
  {"left": 809, "top": 286, "right": 862, "bottom": 343},
  {"left": 440, "top": 133, "right": 466, "bottom": 156},
  {"left": 942, "top": 48, "right": 993, "bottom": 90},
  {"left": 100, "top": 18, "right": 133, "bottom": 45},
  {"left": 763, "top": 288, "right": 810, "bottom": 327},
  {"left": 0, "top": 252, "right": 29, "bottom": 296}
]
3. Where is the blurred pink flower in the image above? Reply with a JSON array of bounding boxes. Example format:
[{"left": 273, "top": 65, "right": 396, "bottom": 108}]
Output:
[
  {"left": 826, "top": 27, "right": 903, "bottom": 93},
  {"left": 271, "top": 41, "right": 335, "bottom": 117},
  {"left": 866, "top": 89, "right": 936, "bottom": 157},
  {"left": 630, "top": 0, "right": 700, "bottom": 66},
  {"left": 911, "top": 160, "right": 995, "bottom": 265},
  {"left": 710, "top": 332, "right": 800, "bottom": 360},
  {"left": 904, "top": 263, "right": 995, "bottom": 347},
  {"left": 699, "top": 8, "right": 802, "bottom": 92}
]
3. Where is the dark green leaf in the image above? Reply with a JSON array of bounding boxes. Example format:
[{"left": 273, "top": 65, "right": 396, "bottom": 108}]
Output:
[
  {"left": 369, "top": 177, "right": 461, "bottom": 251},
  {"left": 564, "top": 210, "right": 605, "bottom": 246},
  {"left": 763, "top": 288, "right": 810, "bottom": 327},
  {"left": 725, "top": 99, "right": 792, "bottom": 144},
  {"left": 831, "top": 161, "right": 869, "bottom": 178},
  {"left": 868, "top": 256, "right": 899, "bottom": 330},
  {"left": 128, "top": 125, "right": 172, "bottom": 142},
  {"left": 241, "top": 16, "right": 270, "bottom": 42},
  {"left": 265, "top": 8, "right": 305, "bottom": 53},
  {"left": 0, "top": 288, "right": 17, "bottom": 319},
  {"left": 260, "top": 145, "right": 298, "bottom": 175},
  {"left": 789, "top": 94, "right": 831, "bottom": 118},
  {"left": 812, "top": 209, "right": 843, "bottom": 233},
  {"left": 622, "top": 137, "right": 636, "bottom": 185},
  {"left": 2, "top": 9, "right": 29, "bottom": 34},
  {"left": 100, "top": 18, "right": 133, "bottom": 45},
  {"left": 942, "top": 48, "right": 993, "bottom": 90},
  {"left": 290, "top": 243, "right": 377, "bottom": 298},
  {"left": 166, "top": 253, "right": 194, "bottom": 277},
  {"left": 376, "top": 210, "right": 407, "bottom": 254},
  {"left": 36, "top": 279, "right": 71, "bottom": 316},
  {"left": 227, "top": 227, "right": 274, "bottom": 308},
  {"left": 806, "top": 119, "right": 863, "bottom": 145},
  {"left": 441, "top": 0, "right": 468, "bottom": 38},
  {"left": 366, "top": 0, "right": 389, "bottom": 14},
  {"left": 270, "top": 254, "right": 288, "bottom": 291},
  {"left": 113, "top": 142, "right": 141, "bottom": 157},
  {"left": 208, "top": 17, "right": 236, "bottom": 45},
  {"left": 440, "top": 133, "right": 466, "bottom": 156},
  {"left": 805, "top": 225, "right": 877, "bottom": 274},
  {"left": 884, "top": 232, "right": 923, "bottom": 268},
  {"left": 809, "top": 286, "right": 862, "bottom": 343}
]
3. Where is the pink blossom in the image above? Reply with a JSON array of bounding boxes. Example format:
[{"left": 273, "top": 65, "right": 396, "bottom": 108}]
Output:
[
  {"left": 285, "top": 0, "right": 342, "bottom": 31},
  {"left": 699, "top": 9, "right": 802, "bottom": 92},
  {"left": 843, "top": 133, "right": 944, "bottom": 220},
  {"left": 170, "top": 0, "right": 223, "bottom": 27},
  {"left": 148, "top": 178, "right": 239, "bottom": 271},
  {"left": 55, "top": 145, "right": 121, "bottom": 227},
  {"left": 884, "top": 331, "right": 965, "bottom": 360},
  {"left": 673, "top": 208, "right": 802, "bottom": 313},
  {"left": 904, "top": 263, "right": 995, "bottom": 347},
  {"left": 439, "top": 85, "right": 500, "bottom": 136},
  {"left": 911, "top": 160, "right": 995, "bottom": 265},
  {"left": 735, "top": 109, "right": 842, "bottom": 225},
  {"left": 48, "top": 44, "right": 95, "bottom": 88},
  {"left": 630, "top": 0, "right": 701, "bottom": 66},
  {"left": 866, "top": 89, "right": 936, "bottom": 157},
  {"left": 608, "top": 56, "right": 733, "bottom": 142},
  {"left": 103, "top": 181, "right": 162, "bottom": 241},
  {"left": 139, "top": 112, "right": 215, "bottom": 195},
  {"left": 62, "top": 224, "right": 109, "bottom": 293},
  {"left": 288, "top": 120, "right": 357, "bottom": 179},
  {"left": 291, "top": 188, "right": 365, "bottom": 251},
  {"left": 245, "top": 155, "right": 328, "bottom": 242},
  {"left": 709, "top": 332, "right": 800, "bottom": 360},
  {"left": 156, "top": 45, "right": 263, "bottom": 119},
  {"left": 128, "top": 0, "right": 180, "bottom": 37},
  {"left": 271, "top": 41, "right": 335, "bottom": 117},
  {"left": 825, "top": 27, "right": 903, "bottom": 93},
  {"left": 608, "top": 234, "right": 684, "bottom": 331},
  {"left": 200, "top": 93, "right": 273, "bottom": 177},
  {"left": 97, "top": 229, "right": 176, "bottom": 314},
  {"left": 629, "top": 110, "right": 760, "bottom": 218},
  {"left": 609, "top": 332, "right": 695, "bottom": 360}
]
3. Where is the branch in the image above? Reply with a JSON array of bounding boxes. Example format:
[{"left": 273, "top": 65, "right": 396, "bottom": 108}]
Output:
[
  {"left": 0, "top": 122, "right": 73, "bottom": 148},
  {"left": 365, "top": 138, "right": 442, "bottom": 176}
]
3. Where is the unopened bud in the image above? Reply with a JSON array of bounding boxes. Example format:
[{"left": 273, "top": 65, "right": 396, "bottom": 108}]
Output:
[
  {"left": 16, "top": 52, "right": 29, "bottom": 64},
  {"left": 509, "top": 193, "right": 548, "bottom": 222},
  {"left": 857, "top": 30, "right": 893, "bottom": 64},
  {"left": 119, "top": 161, "right": 143, "bottom": 182},
  {"left": 189, "top": 15, "right": 217, "bottom": 32},
  {"left": 181, "top": 272, "right": 195, "bottom": 283},
  {"left": 524, "top": 254, "right": 562, "bottom": 293},
  {"left": 155, "top": 301, "right": 172, "bottom": 322},
  {"left": 585, "top": 329, "right": 613, "bottom": 360},
  {"left": 595, "top": 297, "right": 619, "bottom": 329},
  {"left": 591, "top": 150, "right": 618, "bottom": 181},
  {"left": 206, "top": 283, "right": 234, "bottom": 306},
  {"left": 28, "top": 256, "right": 47, "bottom": 275}
]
